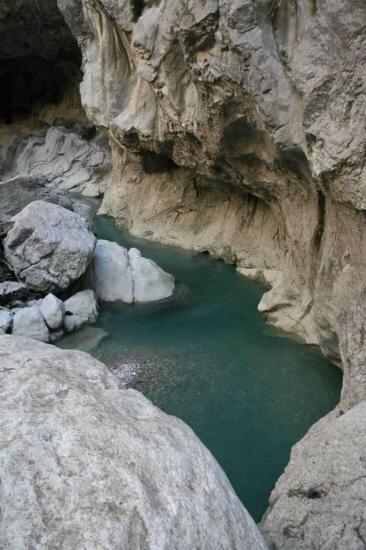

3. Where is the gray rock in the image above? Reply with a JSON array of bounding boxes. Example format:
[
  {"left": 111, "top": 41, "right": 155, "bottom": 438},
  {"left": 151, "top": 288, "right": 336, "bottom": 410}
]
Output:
[
  {"left": 4, "top": 201, "right": 96, "bottom": 293},
  {"left": 40, "top": 293, "right": 65, "bottom": 330},
  {"left": 0, "top": 175, "right": 94, "bottom": 225},
  {"left": 58, "top": 326, "right": 108, "bottom": 353},
  {"left": 12, "top": 306, "right": 49, "bottom": 342},
  {"left": 261, "top": 403, "right": 366, "bottom": 550},
  {"left": 0, "top": 281, "right": 28, "bottom": 306},
  {"left": 0, "top": 127, "right": 111, "bottom": 198},
  {"left": 63, "top": 290, "right": 98, "bottom": 332},
  {"left": 0, "top": 335, "right": 267, "bottom": 549},
  {"left": 0, "top": 309, "right": 12, "bottom": 334},
  {"left": 87, "top": 239, "right": 174, "bottom": 303},
  {"left": 129, "top": 247, "right": 175, "bottom": 303}
]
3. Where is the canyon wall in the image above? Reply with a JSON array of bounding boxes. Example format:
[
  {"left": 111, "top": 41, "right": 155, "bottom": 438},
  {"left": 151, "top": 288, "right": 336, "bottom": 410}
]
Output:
[{"left": 57, "top": 0, "right": 366, "bottom": 409}]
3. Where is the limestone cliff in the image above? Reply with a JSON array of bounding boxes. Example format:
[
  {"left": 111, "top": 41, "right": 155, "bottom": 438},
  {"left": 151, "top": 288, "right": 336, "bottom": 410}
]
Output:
[{"left": 56, "top": 0, "right": 366, "bottom": 410}]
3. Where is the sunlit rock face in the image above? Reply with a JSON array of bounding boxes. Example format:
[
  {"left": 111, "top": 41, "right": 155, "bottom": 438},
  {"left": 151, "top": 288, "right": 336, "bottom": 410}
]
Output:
[{"left": 57, "top": 0, "right": 366, "bottom": 408}]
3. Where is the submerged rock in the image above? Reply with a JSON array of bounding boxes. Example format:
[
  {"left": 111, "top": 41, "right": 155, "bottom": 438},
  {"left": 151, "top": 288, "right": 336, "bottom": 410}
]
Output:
[
  {"left": 64, "top": 289, "right": 98, "bottom": 332},
  {"left": 0, "top": 335, "right": 267, "bottom": 549},
  {"left": 261, "top": 404, "right": 366, "bottom": 549},
  {"left": 4, "top": 200, "right": 96, "bottom": 293},
  {"left": 12, "top": 306, "right": 49, "bottom": 342},
  {"left": 40, "top": 293, "right": 65, "bottom": 330},
  {"left": 88, "top": 239, "right": 174, "bottom": 303}
]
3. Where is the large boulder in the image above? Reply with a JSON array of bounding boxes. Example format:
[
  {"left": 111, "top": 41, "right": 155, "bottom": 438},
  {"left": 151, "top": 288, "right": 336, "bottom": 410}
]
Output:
[
  {"left": 0, "top": 335, "right": 267, "bottom": 549},
  {"left": 63, "top": 289, "right": 98, "bottom": 332},
  {"left": 12, "top": 306, "right": 49, "bottom": 342},
  {"left": 4, "top": 201, "right": 96, "bottom": 293},
  {"left": 88, "top": 239, "right": 174, "bottom": 303},
  {"left": 261, "top": 404, "right": 366, "bottom": 549}
]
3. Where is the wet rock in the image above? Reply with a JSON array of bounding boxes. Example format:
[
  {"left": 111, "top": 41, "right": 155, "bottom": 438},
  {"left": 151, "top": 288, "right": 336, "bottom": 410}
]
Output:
[
  {"left": 40, "top": 293, "right": 65, "bottom": 330},
  {"left": 0, "top": 335, "right": 267, "bottom": 549},
  {"left": 64, "top": 289, "right": 98, "bottom": 332},
  {"left": 12, "top": 306, "right": 49, "bottom": 342},
  {"left": 4, "top": 201, "right": 96, "bottom": 293}
]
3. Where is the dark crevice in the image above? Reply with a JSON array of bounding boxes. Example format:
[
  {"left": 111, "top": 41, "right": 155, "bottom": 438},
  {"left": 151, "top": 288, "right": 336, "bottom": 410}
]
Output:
[
  {"left": 314, "top": 190, "right": 326, "bottom": 251},
  {"left": 141, "top": 151, "right": 178, "bottom": 174}
]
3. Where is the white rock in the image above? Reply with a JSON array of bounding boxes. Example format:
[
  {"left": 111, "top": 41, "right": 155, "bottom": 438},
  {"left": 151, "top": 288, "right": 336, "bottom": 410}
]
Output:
[
  {"left": 64, "top": 290, "right": 98, "bottom": 332},
  {"left": 0, "top": 335, "right": 267, "bottom": 550},
  {"left": 89, "top": 239, "right": 133, "bottom": 303},
  {"left": 129, "top": 247, "right": 175, "bottom": 303},
  {"left": 40, "top": 293, "right": 65, "bottom": 330},
  {"left": 0, "top": 310, "right": 12, "bottom": 334},
  {"left": 12, "top": 306, "right": 49, "bottom": 342},
  {"left": 4, "top": 200, "right": 96, "bottom": 293},
  {"left": 88, "top": 240, "right": 174, "bottom": 303}
]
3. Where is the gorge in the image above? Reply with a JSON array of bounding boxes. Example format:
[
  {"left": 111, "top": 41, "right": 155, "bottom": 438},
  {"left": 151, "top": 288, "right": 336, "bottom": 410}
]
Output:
[{"left": 0, "top": 0, "right": 365, "bottom": 548}]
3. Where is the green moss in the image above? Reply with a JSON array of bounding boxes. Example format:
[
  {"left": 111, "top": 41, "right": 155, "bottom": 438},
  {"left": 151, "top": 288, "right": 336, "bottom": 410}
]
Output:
[
  {"left": 130, "top": 0, "right": 145, "bottom": 22},
  {"left": 283, "top": 526, "right": 298, "bottom": 539},
  {"left": 310, "top": 0, "right": 317, "bottom": 15}
]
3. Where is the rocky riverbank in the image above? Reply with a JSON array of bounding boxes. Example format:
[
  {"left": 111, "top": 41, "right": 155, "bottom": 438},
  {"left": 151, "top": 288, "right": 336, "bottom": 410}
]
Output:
[{"left": 0, "top": 179, "right": 175, "bottom": 342}]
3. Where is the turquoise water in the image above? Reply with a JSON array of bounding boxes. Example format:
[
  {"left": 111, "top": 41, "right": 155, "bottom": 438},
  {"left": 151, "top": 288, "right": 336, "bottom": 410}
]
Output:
[{"left": 62, "top": 212, "right": 342, "bottom": 522}]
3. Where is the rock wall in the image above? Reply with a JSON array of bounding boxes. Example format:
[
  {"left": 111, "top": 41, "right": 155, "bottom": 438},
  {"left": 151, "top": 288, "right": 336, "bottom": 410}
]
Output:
[
  {"left": 261, "top": 403, "right": 366, "bottom": 549},
  {"left": 57, "top": 0, "right": 366, "bottom": 409}
]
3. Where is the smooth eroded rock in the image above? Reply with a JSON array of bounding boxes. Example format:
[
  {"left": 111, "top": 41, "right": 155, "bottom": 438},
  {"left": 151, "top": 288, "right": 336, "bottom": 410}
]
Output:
[
  {"left": 0, "top": 335, "right": 267, "bottom": 549},
  {"left": 87, "top": 239, "right": 174, "bottom": 303},
  {"left": 89, "top": 239, "right": 133, "bottom": 303},
  {"left": 63, "top": 289, "right": 98, "bottom": 332},
  {"left": 40, "top": 293, "right": 65, "bottom": 330},
  {"left": 12, "top": 306, "right": 49, "bottom": 342},
  {"left": 4, "top": 200, "right": 96, "bottom": 293},
  {"left": 129, "top": 247, "right": 175, "bottom": 303}
]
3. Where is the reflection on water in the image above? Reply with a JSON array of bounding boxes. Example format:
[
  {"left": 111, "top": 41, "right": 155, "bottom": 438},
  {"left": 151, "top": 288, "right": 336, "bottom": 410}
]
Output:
[{"left": 60, "top": 212, "right": 342, "bottom": 521}]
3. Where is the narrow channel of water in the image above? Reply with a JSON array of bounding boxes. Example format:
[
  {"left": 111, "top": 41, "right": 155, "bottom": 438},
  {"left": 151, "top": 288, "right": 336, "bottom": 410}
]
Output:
[{"left": 60, "top": 212, "right": 342, "bottom": 521}]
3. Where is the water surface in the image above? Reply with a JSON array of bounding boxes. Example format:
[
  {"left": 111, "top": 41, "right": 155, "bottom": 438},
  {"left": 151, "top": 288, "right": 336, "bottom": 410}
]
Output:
[{"left": 61, "top": 212, "right": 342, "bottom": 521}]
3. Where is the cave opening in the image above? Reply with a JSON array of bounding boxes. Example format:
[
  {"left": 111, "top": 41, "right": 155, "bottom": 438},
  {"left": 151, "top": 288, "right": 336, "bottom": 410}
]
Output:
[{"left": 0, "top": 1, "right": 83, "bottom": 126}]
